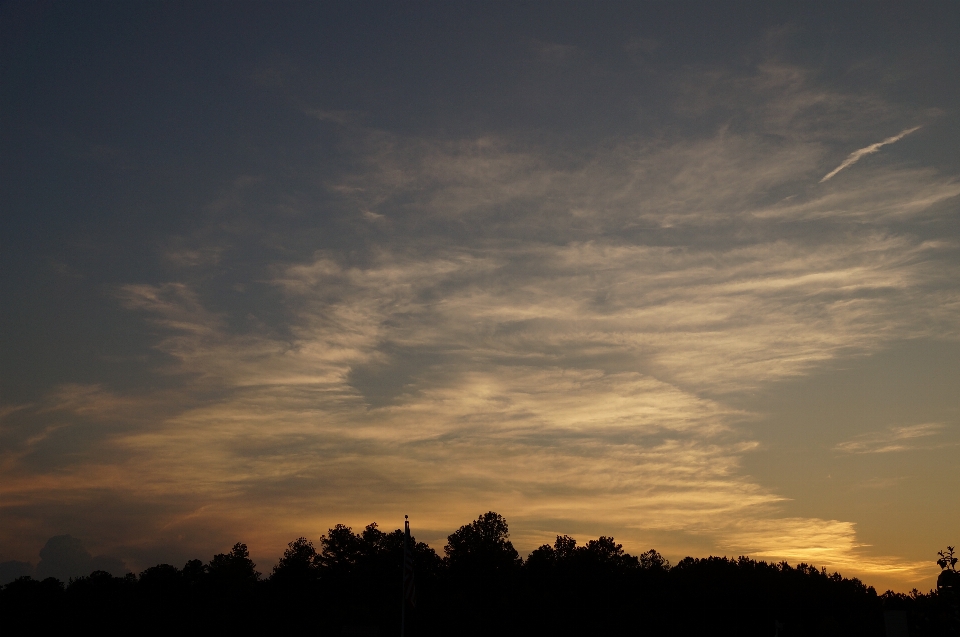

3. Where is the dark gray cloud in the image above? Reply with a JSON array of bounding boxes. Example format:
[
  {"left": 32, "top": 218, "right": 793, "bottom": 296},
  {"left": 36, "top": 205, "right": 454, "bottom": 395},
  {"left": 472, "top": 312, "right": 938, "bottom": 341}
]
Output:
[
  {"left": 36, "top": 536, "right": 92, "bottom": 581},
  {"left": 0, "top": 560, "right": 34, "bottom": 585},
  {"left": 34, "top": 535, "right": 128, "bottom": 582}
]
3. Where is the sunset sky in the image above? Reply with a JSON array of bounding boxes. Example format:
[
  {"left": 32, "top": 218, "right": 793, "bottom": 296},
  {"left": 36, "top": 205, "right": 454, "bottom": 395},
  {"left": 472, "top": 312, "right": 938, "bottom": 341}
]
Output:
[{"left": 2, "top": 2, "right": 959, "bottom": 592}]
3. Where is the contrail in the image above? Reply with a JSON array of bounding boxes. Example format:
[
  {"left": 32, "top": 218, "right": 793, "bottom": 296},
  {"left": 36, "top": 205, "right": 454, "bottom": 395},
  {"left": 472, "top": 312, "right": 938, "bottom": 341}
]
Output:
[{"left": 820, "top": 126, "right": 921, "bottom": 183}]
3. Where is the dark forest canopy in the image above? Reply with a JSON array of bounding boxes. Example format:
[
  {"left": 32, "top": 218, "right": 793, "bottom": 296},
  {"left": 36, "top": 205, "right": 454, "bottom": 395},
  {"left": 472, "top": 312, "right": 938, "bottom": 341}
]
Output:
[{"left": 2, "top": 513, "right": 957, "bottom": 636}]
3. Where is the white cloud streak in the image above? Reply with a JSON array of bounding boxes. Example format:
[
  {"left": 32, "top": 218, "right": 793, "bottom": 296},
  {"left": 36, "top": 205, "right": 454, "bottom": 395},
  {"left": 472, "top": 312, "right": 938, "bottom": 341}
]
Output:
[{"left": 820, "top": 126, "right": 921, "bottom": 182}]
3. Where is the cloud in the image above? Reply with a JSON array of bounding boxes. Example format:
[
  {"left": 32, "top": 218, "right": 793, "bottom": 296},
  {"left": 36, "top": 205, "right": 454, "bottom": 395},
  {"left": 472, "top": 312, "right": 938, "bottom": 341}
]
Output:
[
  {"left": 0, "top": 560, "right": 34, "bottom": 585},
  {"left": 721, "top": 518, "right": 929, "bottom": 580},
  {"left": 303, "top": 108, "right": 353, "bottom": 125},
  {"left": 33, "top": 536, "right": 129, "bottom": 581},
  {"left": 164, "top": 246, "right": 223, "bottom": 268},
  {"left": 16, "top": 209, "right": 951, "bottom": 577},
  {"left": 3, "top": 58, "right": 958, "bottom": 589},
  {"left": 530, "top": 39, "right": 582, "bottom": 63},
  {"left": 0, "top": 404, "right": 31, "bottom": 421},
  {"left": 834, "top": 423, "right": 946, "bottom": 454},
  {"left": 820, "top": 127, "right": 921, "bottom": 182}
]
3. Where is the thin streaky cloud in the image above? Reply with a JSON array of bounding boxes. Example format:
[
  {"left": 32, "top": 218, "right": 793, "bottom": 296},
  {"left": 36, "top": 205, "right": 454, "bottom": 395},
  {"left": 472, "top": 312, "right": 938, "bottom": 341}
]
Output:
[
  {"left": 833, "top": 423, "right": 945, "bottom": 454},
  {"left": 0, "top": 403, "right": 32, "bottom": 421},
  {"left": 820, "top": 126, "right": 921, "bottom": 182}
]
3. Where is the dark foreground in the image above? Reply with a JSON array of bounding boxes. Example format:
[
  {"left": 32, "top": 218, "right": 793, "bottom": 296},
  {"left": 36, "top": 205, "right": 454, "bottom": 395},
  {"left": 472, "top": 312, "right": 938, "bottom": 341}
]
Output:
[{"left": 2, "top": 512, "right": 958, "bottom": 636}]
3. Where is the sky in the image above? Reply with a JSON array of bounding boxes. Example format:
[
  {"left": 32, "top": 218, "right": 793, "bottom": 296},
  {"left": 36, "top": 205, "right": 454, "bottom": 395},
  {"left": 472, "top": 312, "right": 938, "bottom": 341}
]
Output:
[{"left": 1, "top": 1, "right": 959, "bottom": 592}]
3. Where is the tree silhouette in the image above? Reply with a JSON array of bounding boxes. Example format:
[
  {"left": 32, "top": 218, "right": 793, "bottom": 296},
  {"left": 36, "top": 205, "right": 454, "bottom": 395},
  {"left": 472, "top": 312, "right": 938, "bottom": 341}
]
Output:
[
  {"left": 271, "top": 537, "right": 319, "bottom": 586},
  {"left": 207, "top": 542, "right": 260, "bottom": 590},
  {"left": 138, "top": 563, "right": 183, "bottom": 599},
  {"left": 583, "top": 536, "right": 639, "bottom": 571},
  {"left": 1, "top": 516, "right": 953, "bottom": 635},
  {"left": 318, "top": 524, "right": 364, "bottom": 574},
  {"left": 441, "top": 512, "right": 522, "bottom": 633},
  {"left": 638, "top": 548, "right": 670, "bottom": 570},
  {"left": 181, "top": 558, "right": 207, "bottom": 589},
  {"left": 444, "top": 511, "right": 521, "bottom": 579}
]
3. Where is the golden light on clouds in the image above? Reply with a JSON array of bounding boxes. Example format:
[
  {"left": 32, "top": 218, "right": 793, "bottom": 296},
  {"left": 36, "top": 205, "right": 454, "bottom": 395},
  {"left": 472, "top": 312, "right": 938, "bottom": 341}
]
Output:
[{"left": 2, "top": 10, "right": 959, "bottom": 596}]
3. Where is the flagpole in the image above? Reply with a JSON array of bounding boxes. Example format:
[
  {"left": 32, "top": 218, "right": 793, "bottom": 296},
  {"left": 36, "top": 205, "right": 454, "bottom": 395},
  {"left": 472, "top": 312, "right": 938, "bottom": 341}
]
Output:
[{"left": 401, "top": 514, "right": 408, "bottom": 637}]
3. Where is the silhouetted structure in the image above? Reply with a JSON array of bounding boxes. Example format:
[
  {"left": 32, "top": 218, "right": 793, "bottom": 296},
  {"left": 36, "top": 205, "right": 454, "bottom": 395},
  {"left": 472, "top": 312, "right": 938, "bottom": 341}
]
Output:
[{"left": 1, "top": 513, "right": 955, "bottom": 635}]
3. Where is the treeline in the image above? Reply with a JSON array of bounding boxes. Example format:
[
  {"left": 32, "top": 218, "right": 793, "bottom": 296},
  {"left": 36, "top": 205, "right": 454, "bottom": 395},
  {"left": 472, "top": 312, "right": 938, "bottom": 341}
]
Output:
[{"left": 2, "top": 512, "right": 957, "bottom": 636}]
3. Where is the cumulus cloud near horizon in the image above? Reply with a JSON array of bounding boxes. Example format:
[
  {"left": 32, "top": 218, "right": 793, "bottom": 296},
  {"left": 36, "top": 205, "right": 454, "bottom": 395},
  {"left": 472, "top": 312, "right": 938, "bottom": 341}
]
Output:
[{"left": 0, "top": 535, "right": 129, "bottom": 585}]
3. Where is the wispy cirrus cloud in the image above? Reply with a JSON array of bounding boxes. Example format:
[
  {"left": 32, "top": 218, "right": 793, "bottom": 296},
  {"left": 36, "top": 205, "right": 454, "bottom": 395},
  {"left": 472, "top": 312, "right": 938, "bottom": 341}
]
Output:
[
  {"left": 834, "top": 423, "right": 947, "bottom": 454},
  {"left": 3, "top": 56, "right": 959, "bottom": 590}
]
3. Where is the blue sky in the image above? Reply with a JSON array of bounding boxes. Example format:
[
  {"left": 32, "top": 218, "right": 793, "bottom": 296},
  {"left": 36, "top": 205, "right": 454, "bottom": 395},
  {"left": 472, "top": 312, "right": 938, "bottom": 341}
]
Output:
[{"left": 2, "top": 2, "right": 959, "bottom": 591}]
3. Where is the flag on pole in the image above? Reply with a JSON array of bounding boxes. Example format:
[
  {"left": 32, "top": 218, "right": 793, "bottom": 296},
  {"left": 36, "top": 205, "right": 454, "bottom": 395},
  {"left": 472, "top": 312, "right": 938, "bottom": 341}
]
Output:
[{"left": 403, "top": 517, "right": 417, "bottom": 608}]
